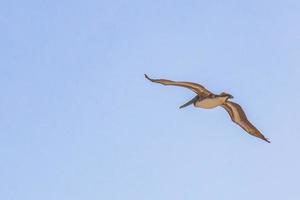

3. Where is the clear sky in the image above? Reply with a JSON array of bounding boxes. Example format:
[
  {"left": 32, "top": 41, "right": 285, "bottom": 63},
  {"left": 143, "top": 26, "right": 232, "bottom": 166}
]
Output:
[{"left": 1, "top": 0, "right": 300, "bottom": 199}]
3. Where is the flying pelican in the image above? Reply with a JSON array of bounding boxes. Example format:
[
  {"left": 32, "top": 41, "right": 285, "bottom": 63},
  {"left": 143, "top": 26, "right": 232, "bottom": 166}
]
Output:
[{"left": 145, "top": 74, "right": 270, "bottom": 143}]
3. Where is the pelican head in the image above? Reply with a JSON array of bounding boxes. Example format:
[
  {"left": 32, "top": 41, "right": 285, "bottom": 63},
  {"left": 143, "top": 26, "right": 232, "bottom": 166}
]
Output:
[{"left": 219, "top": 92, "right": 234, "bottom": 99}]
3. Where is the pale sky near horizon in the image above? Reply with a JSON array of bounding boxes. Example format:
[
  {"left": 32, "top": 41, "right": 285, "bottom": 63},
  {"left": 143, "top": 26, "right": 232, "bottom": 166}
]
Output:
[{"left": 1, "top": 0, "right": 300, "bottom": 199}]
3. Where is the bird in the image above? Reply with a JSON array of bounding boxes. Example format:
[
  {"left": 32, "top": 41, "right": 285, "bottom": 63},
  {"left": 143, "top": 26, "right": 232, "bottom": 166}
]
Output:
[{"left": 145, "top": 74, "right": 270, "bottom": 143}]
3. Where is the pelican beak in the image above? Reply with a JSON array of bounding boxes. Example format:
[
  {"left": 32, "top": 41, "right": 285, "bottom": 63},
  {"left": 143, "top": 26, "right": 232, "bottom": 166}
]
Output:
[{"left": 179, "top": 96, "right": 199, "bottom": 109}]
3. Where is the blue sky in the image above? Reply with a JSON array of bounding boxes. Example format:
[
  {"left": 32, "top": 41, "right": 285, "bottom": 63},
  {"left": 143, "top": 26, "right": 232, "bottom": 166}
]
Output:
[{"left": 1, "top": 0, "right": 300, "bottom": 199}]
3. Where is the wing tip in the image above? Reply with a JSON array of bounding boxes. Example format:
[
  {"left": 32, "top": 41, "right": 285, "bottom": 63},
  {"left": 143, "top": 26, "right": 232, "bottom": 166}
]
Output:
[
  {"left": 264, "top": 138, "right": 271, "bottom": 143},
  {"left": 144, "top": 74, "right": 152, "bottom": 81},
  {"left": 261, "top": 137, "right": 271, "bottom": 143}
]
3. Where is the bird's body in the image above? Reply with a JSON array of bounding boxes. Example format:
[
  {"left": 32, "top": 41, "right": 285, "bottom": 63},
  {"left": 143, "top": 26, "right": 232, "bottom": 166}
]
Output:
[
  {"left": 195, "top": 96, "right": 229, "bottom": 109},
  {"left": 145, "top": 74, "right": 270, "bottom": 143}
]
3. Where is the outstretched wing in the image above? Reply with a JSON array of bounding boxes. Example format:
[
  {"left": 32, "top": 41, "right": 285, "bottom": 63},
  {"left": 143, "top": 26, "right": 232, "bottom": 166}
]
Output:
[
  {"left": 221, "top": 101, "right": 270, "bottom": 143},
  {"left": 145, "top": 74, "right": 213, "bottom": 98}
]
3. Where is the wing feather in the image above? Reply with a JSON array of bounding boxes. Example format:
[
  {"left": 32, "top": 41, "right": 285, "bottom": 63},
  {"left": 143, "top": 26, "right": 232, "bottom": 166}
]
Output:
[
  {"left": 145, "top": 74, "right": 212, "bottom": 98},
  {"left": 222, "top": 101, "right": 270, "bottom": 143}
]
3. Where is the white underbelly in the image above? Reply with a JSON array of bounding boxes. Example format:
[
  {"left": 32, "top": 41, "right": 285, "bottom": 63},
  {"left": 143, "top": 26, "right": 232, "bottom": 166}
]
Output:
[{"left": 195, "top": 97, "right": 227, "bottom": 109}]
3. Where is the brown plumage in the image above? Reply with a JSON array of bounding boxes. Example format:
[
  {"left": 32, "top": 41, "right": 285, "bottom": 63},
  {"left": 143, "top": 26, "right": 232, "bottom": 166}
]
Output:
[
  {"left": 145, "top": 74, "right": 213, "bottom": 98},
  {"left": 221, "top": 102, "right": 270, "bottom": 143},
  {"left": 145, "top": 74, "right": 270, "bottom": 143}
]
